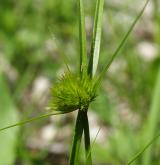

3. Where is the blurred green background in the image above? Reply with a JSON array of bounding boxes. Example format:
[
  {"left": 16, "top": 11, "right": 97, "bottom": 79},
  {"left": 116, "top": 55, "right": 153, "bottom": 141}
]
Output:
[{"left": 0, "top": 0, "right": 160, "bottom": 165}]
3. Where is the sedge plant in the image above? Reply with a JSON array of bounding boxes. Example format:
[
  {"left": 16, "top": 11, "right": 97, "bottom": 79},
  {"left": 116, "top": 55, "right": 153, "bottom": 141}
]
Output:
[{"left": 0, "top": 0, "right": 154, "bottom": 164}]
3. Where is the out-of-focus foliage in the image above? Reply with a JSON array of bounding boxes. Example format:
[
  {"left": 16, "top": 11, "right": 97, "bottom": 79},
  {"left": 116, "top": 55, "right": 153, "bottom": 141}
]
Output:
[
  {"left": 0, "top": 73, "right": 19, "bottom": 164},
  {"left": 0, "top": 0, "right": 160, "bottom": 164}
]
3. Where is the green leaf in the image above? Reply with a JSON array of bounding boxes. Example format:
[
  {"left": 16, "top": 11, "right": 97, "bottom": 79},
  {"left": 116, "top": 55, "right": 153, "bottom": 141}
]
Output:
[
  {"left": 0, "top": 72, "right": 19, "bottom": 164},
  {"left": 88, "top": 0, "right": 104, "bottom": 77},
  {"left": 83, "top": 111, "right": 92, "bottom": 165},
  {"left": 127, "top": 131, "right": 160, "bottom": 165},
  {"left": 86, "top": 127, "right": 101, "bottom": 164},
  {"left": 0, "top": 111, "right": 69, "bottom": 133},
  {"left": 79, "top": 0, "right": 87, "bottom": 77},
  {"left": 142, "top": 66, "right": 160, "bottom": 165},
  {"left": 96, "top": 0, "right": 150, "bottom": 86},
  {"left": 69, "top": 110, "right": 84, "bottom": 165}
]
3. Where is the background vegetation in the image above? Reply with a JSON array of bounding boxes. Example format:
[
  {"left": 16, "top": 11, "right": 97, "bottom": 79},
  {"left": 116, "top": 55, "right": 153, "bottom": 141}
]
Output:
[{"left": 0, "top": 0, "right": 160, "bottom": 164}]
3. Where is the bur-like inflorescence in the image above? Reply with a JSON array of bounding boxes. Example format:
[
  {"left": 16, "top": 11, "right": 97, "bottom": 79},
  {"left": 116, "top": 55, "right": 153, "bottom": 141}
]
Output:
[{"left": 48, "top": 72, "right": 97, "bottom": 113}]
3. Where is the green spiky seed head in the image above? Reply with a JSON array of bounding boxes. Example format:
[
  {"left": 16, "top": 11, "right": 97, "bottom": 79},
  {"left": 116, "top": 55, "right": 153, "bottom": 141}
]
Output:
[{"left": 48, "top": 72, "right": 97, "bottom": 113}]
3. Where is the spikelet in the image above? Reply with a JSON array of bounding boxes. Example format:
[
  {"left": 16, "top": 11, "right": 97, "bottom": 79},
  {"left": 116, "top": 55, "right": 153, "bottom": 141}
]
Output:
[{"left": 48, "top": 72, "right": 97, "bottom": 113}]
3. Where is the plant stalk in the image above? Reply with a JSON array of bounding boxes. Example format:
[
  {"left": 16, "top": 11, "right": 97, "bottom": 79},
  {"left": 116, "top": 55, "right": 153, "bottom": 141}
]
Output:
[
  {"left": 142, "top": 1, "right": 160, "bottom": 164},
  {"left": 83, "top": 111, "right": 92, "bottom": 165},
  {"left": 69, "top": 108, "right": 92, "bottom": 165},
  {"left": 69, "top": 110, "right": 84, "bottom": 165}
]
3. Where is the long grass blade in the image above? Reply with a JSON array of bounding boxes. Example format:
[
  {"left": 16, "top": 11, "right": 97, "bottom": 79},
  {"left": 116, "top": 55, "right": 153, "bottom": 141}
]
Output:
[
  {"left": 142, "top": 66, "right": 160, "bottom": 165},
  {"left": 69, "top": 110, "right": 84, "bottom": 165},
  {"left": 127, "top": 131, "right": 160, "bottom": 165},
  {"left": 88, "top": 0, "right": 104, "bottom": 77},
  {"left": 79, "top": 0, "right": 87, "bottom": 76},
  {"left": 142, "top": 2, "right": 160, "bottom": 164},
  {"left": 86, "top": 127, "right": 101, "bottom": 163},
  {"left": 0, "top": 111, "right": 68, "bottom": 132},
  {"left": 83, "top": 111, "right": 92, "bottom": 165},
  {"left": 69, "top": 1, "right": 89, "bottom": 164},
  {"left": 96, "top": 0, "right": 150, "bottom": 86}
]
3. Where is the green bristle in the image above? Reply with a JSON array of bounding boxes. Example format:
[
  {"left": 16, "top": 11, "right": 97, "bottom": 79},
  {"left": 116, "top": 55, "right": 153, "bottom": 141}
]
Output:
[{"left": 48, "top": 72, "right": 97, "bottom": 112}]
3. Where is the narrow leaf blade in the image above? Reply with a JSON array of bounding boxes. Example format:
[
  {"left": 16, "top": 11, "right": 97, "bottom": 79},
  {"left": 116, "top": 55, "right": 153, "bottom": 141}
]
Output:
[
  {"left": 0, "top": 73, "right": 19, "bottom": 164},
  {"left": 88, "top": 0, "right": 105, "bottom": 77},
  {"left": 96, "top": 0, "right": 150, "bottom": 85},
  {"left": 142, "top": 66, "right": 160, "bottom": 165},
  {"left": 79, "top": 0, "right": 87, "bottom": 76},
  {"left": 0, "top": 111, "right": 70, "bottom": 133},
  {"left": 127, "top": 131, "right": 160, "bottom": 165}
]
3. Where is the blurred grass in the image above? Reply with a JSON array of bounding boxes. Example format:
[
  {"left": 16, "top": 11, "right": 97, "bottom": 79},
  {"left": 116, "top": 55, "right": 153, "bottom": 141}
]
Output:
[
  {"left": 0, "top": 73, "right": 19, "bottom": 164},
  {"left": 0, "top": 0, "right": 160, "bottom": 165}
]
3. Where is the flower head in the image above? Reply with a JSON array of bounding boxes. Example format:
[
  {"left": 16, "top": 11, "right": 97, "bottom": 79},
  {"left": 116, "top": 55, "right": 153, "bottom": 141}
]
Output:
[{"left": 48, "top": 72, "right": 97, "bottom": 113}]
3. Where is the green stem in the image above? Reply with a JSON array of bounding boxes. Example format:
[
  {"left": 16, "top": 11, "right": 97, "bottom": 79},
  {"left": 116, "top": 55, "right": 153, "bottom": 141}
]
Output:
[
  {"left": 79, "top": 0, "right": 87, "bottom": 77},
  {"left": 96, "top": 0, "right": 150, "bottom": 86},
  {"left": 0, "top": 112, "right": 64, "bottom": 132},
  {"left": 83, "top": 111, "right": 92, "bottom": 165},
  {"left": 141, "top": 1, "right": 160, "bottom": 164},
  {"left": 69, "top": 110, "right": 84, "bottom": 165},
  {"left": 69, "top": 109, "right": 92, "bottom": 165}
]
